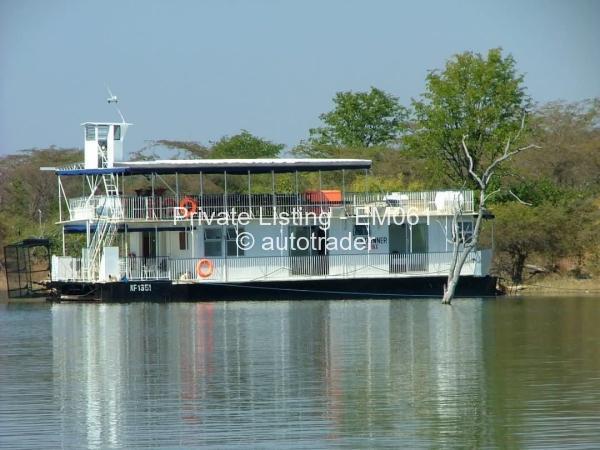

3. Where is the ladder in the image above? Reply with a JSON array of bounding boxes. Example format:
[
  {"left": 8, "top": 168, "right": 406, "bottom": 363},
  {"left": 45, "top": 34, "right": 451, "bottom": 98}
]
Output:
[{"left": 84, "top": 144, "right": 123, "bottom": 280}]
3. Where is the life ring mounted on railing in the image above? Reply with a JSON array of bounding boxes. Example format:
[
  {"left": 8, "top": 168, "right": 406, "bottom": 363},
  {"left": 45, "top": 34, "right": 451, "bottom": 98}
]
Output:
[
  {"left": 196, "top": 258, "right": 214, "bottom": 279},
  {"left": 179, "top": 196, "right": 198, "bottom": 218}
]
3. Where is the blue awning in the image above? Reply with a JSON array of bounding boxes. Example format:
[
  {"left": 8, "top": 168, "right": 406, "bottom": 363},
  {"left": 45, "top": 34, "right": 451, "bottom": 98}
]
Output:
[
  {"left": 63, "top": 224, "right": 194, "bottom": 234},
  {"left": 56, "top": 167, "right": 128, "bottom": 176}
]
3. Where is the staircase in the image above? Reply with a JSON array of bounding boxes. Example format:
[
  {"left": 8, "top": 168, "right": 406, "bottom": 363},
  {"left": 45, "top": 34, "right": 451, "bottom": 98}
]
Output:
[{"left": 83, "top": 144, "right": 123, "bottom": 280}]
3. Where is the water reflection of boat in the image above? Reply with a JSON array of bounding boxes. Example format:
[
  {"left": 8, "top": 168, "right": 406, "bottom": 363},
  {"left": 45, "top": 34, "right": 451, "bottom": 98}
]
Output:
[{"left": 50, "top": 300, "right": 490, "bottom": 447}]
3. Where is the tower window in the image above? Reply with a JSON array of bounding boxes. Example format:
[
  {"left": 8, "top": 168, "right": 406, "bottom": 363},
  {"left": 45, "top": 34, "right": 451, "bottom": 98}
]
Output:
[
  {"left": 114, "top": 125, "right": 121, "bottom": 140},
  {"left": 85, "top": 125, "right": 95, "bottom": 141},
  {"left": 97, "top": 125, "right": 109, "bottom": 140}
]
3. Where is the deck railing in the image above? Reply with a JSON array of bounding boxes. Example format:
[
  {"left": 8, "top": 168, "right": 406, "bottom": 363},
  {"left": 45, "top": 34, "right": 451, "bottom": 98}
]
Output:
[
  {"left": 66, "top": 190, "right": 474, "bottom": 222},
  {"left": 52, "top": 249, "right": 491, "bottom": 283}
]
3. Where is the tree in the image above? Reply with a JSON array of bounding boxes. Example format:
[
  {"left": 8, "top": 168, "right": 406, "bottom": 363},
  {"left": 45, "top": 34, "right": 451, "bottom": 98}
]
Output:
[
  {"left": 211, "top": 130, "right": 283, "bottom": 159},
  {"left": 409, "top": 48, "right": 531, "bottom": 186},
  {"left": 308, "top": 87, "right": 407, "bottom": 150},
  {"left": 408, "top": 48, "right": 536, "bottom": 304},
  {"left": 493, "top": 203, "right": 560, "bottom": 284},
  {"left": 0, "top": 147, "right": 82, "bottom": 252},
  {"left": 514, "top": 99, "right": 600, "bottom": 188}
]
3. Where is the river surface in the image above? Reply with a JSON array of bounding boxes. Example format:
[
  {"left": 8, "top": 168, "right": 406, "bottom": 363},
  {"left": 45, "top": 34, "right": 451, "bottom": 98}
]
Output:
[{"left": 1, "top": 297, "right": 599, "bottom": 449}]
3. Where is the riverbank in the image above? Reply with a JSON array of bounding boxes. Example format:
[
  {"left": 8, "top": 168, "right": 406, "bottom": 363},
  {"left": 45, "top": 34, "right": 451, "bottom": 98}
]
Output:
[{"left": 505, "top": 274, "right": 600, "bottom": 296}]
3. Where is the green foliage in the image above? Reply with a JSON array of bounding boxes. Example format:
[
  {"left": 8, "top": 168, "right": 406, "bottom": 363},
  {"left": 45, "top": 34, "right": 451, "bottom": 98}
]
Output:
[
  {"left": 136, "top": 131, "right": 283, "bottom": 160},
  {"left": 307, "top": 87, "right": 407, "bottom": 151},
  {"left": 0, "top": 147, "right": 82, "bottom": 252},
  {"left": 211, "top": 130, "right": 283, "bottom": 159},
  {"left": 408, "top": 48, "right": 530, "bottom": 185},
  {"left": 513, "top": 99, "right": 600, "bottom": 188},
  {"left": 141, "top": 140, "right": 209, "bottom": 159},
  {"left": 493, "top": 178, "right": 572, "bottom": 206}
]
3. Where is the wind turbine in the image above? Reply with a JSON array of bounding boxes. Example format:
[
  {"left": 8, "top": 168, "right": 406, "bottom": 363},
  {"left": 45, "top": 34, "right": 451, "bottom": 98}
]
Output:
[{"left": 105, "top": 84, "right": 126, "bottom": 123}]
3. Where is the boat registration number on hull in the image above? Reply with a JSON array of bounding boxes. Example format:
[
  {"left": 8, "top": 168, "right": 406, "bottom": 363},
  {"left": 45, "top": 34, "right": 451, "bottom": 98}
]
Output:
[{"left": 130, "top": 283, "right": 152, "bottom": 292}]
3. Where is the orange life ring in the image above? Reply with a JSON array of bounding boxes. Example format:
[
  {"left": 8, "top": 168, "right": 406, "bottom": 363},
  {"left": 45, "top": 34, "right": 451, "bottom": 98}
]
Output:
[
  {"left": 179, "top": 196, "right": 198, "bottom": 218},
  {"left": 196, "top": 258, "right": 213, "bottom": 278}
]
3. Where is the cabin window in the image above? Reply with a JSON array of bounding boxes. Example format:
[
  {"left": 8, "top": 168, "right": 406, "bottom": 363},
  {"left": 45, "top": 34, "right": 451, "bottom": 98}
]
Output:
[
  {"left": 458, "top": 221, "right": 473, "bottom": 243},
  {"left": 226, "top": 227, "right": 244, "bottom": 256},
  {"left": 85, "top": 125, "right": 96, "bottom": 141},
  {"left": 114, "top": 125, "right": 121, "bottom": 140},
  {"left": 204, "top": 228, "right": 222, "bottom": 257},
  {"left": 353, "top": 224, "right": 369, "bottom": 237},
  {"left": 178, "top": 231, "right": 187, "bottom": 250}
]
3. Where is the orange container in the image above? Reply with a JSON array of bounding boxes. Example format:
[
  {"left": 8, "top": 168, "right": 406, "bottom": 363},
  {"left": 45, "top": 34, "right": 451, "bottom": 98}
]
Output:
[{"left": 304, "top": 190, "right": 342, "bottom": 203}]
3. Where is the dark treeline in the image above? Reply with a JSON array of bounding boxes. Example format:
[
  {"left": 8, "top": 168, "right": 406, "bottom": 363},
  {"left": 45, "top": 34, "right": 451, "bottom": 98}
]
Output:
[{"left": 1, "top": 49, "right": 599, "bottom": 285}]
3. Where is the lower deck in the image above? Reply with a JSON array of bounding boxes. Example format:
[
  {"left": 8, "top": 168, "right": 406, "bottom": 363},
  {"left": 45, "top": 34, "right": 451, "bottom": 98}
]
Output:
[{"left": 52, "top": 250, "right": 492, "bottom": 284}]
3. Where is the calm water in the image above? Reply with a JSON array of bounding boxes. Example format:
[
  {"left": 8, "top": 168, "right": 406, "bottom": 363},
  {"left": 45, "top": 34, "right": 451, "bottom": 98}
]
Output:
[{"left": 1, "top": 297, "right": 599, "bottom": 449}]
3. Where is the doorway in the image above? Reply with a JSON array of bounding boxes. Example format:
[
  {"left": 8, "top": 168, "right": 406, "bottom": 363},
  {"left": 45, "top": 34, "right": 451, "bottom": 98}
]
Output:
[
  {"left": 388, "top": 223, "right": 428, "bottom": 272},
  {"left": 289, "top": 225, "right": 329, "bottom": 276},
  {"left": 142, "top": 231, "right": 156, "bottom": 258}
]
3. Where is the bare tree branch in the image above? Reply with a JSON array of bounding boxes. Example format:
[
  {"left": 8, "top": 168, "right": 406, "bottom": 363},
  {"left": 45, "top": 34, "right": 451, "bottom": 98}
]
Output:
[
  {"left": 461, "top": 135, "right": 484, "bottom": 189},
  {"left": 508, "top": 189, "right": 533, "bottom": 206},
  {"left": 483, "top": 188, "right": 501, "bottom": 203}
]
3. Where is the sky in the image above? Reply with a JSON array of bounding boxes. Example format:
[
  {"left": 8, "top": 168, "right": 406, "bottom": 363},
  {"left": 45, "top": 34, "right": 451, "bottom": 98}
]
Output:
[{"left": 1, "top": 0, "right": 599, "bottom": 156}]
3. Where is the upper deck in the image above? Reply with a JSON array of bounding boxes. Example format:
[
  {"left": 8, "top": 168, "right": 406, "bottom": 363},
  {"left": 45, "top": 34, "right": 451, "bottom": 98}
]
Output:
[
  {"left": 53, "top": 157, "right": 474, "bottom": 223},
  {"left": 64, "top": 190, "right": 475, "bottom": 223}
]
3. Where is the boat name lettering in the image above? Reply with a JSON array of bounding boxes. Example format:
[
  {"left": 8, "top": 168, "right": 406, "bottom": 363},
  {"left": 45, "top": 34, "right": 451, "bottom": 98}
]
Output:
[{"left": 130, "top": 283, "right": 152, "bottom": 292}]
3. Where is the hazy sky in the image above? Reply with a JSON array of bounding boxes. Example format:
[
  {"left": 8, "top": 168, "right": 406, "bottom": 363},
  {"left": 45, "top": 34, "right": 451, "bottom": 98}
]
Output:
[{"left": 1, "top": 0, "right": 599, "bottom": 155}]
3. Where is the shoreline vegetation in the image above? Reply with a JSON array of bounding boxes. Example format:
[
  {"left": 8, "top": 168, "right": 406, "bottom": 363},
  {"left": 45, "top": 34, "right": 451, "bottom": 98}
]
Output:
[{"left": 1, "top": 49, "right": 599, "bottom": 296}]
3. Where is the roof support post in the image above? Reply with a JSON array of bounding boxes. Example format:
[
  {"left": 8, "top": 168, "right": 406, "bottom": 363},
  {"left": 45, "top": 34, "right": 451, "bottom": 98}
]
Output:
[
  {"left": 271, "top": 170, "right": 276, "bottom": 215},
  {"left": 318, "top": 169, "right": 323, "bottom": 211},
  {"left": 175, "top": 172, "right": 179, "bottom": 201},
  {"left": 200, "top": 172, "right": 204, "bottom": 211},
  {"left": 248, "top": 170, "right": 252, "bottom": 216},
  {"left": 58, "top": 176, "right": 62, "bottom": 223},
  {"left": 224, "top": 171, "right": 228, "bottom": 213},
  {"left": 295, "top": 170, "right": 299, "bottom": 209},
  {"left": 151, "top": 173, "right": 155, "bottom": 220},
  {"left": 342, "top": 169, "right": 346, "bottom": 212},
  {"left": 125, "top": 224, "right": 129, "bottom": 277},
  {"left": 86, "top": 220, "right": 90, "bottom": 248}
]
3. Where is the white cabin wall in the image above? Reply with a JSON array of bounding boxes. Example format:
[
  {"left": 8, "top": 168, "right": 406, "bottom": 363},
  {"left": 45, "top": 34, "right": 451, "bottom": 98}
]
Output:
[
  {"left": 366, "top": 222, "right": 389, "bottom": 254},
  {"left": 106, "top": 126, "right": 115, "bottom": 168},
  {"left": 128, "top": 232, "right": 141, "bottom": 257},
  {"left": 166, "top": 230, "right": 186, "bottom": 258},
  {"left": 326, "top": 219, "right": 352, "bottom": 255},
  {"left": 84, "top": 139, "right": 97, "bottom": 169},
  {"left": 158, "top": 231, "right": 166, "bottom": 256},
  {"left": 166, "top": 228, "right": 203, "bottom": 258}
]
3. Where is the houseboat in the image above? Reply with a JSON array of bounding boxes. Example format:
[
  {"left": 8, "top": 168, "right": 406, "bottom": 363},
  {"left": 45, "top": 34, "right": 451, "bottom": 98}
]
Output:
[{"left": 47, "top": 118, "right": 497, "bottom": 301}]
